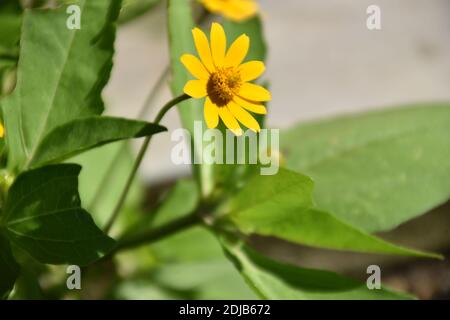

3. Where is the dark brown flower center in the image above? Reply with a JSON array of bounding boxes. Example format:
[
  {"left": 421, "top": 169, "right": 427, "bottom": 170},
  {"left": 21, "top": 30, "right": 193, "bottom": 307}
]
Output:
[{"left": 207, "top": 67, "right": 242, "bottom": 107}]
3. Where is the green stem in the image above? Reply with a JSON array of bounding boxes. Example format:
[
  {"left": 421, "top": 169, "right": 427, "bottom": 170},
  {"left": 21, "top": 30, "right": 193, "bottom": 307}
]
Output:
[
  {"left": 113, "top": 213, "right": 199, "bottom": 253},
  {"left": 104, "top": 93, "right": 191, "bottom": 233}
]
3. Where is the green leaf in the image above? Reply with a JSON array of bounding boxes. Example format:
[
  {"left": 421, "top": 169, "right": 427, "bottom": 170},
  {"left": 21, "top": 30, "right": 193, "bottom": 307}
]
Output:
[
  {"left": 0, "top": 235, "right": 19, "bottom": 299},
  {"left": 151, "top": 179, "right": 199, "bottom": 227},
  {"left": 281, "top": 104, "right": 450, "bottom": 232},
  {"left": 150, "top": 226, "right": 257, "bottom": 299},
  {"left": 119, "top": 0, "right": 161, "bottom": 24},
  {"left": 1, "top": 0, "right": 122, "bottom": 171},
  {"left": 74, "top": 142, "right": 144, "bottom": 230},
  {"left": 152, "top": 259, "right": 257, "bottom": 299},
  {"left": 0, "top": 2, "right": 21, "bottom": 97},
  {"left": 8, "top": 270, "right": 44, "bottom": 300},
  {"left": 144, "top": 180, "right": 225, "bottom": 262},
  {"left": 0, "top": 60, "right": 16, "bottom": 98},
  {"left": 168, "top": 0, "right": 214, "bottom": 196},
  {"left": 129, "top": 180, "right": 256, "bottom": 299},
  {"left": 29, "top": 116, "right": 166, "bottom": 168},
  {"left": 2, "top": 164, "right": 116, "bottom": 266},
  {"left": 226, "top": 168, "right": 441, "bottom": 259},
  {"left": 0, "top": 1, "right": 22, "bottom": 56},
  {"left": 221, "top": 236, "right": 413, "bottom": 300}
]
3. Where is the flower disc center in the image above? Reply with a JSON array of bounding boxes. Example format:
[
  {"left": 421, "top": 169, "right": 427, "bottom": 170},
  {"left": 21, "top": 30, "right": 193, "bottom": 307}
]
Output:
[{"left": 207, "top": 67, "right": 242, "bottom": 107}]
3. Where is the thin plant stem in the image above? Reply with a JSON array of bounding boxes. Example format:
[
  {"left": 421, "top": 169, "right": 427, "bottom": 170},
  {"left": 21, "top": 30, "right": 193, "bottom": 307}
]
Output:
[
  {"left": 111, "top": 212, "right": 199, "bottom": 254},
  {"left": 104, "top": 93, "right": 191, "bottom": 233},
  {"left": 88, "top": 67, "right": 170, "bottom": 213}
]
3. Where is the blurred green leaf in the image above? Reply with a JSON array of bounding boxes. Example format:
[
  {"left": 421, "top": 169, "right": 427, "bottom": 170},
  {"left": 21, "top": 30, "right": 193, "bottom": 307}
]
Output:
[
  {"left": 281, "top": 104, "right": 450, "bottom": 232},
  {"left": 146, "top": 227, "right": 257, "bottom": 299},
  {"left": 0, "top": 1, "right": 21, "bottom": 56},
  {"left": 168, "top": 0, "right": 215, "bottom": 196},
  {"left": 29, "top": 116, "right": 166, "bottom": 168},
  {"left": 0, "top": 15, "right": 21, "bottom": 56},
  {"left": 74, "top": 142, "right": 144, "bottom": 230},
  {"left": 214, "top": 18, "right": 268, "bottom": 187},
  {"left": 0, "top": 60, "right": 16, "bottom": 98},
  {"left": 119, "top": 0, "right": 161, "bottom": 24},
  {"left": 226, "top": 168, "right": 441, "bottom": 259},
  {"left": 222, "top": 16, "right": 267, "bottom": 62},
  {"left": 114, "top": 277, "right": 193, "bottom": 299},
  {"left": 151, "top": 259, "right": 256, "bottom": 299},
  {"left": 3, "top": 164, "right": 115, "bottom": 266},
  {"left": 1, "top": 0, "right": 122, "bottom": 171},
  {"left": 8, "top": 267, "right": 44, "bottom": 300},
  {"left": 0, "top": 60, "right": 15, "bottom": 71},
  {"left": 0, "top": 1, "right": 21, "bottom": 97},
  {"left": 152, "top": 180, "right": 199, "bottom": 227},
  {"left": 221, "top": 236, "right": 413, "bottom": 300},
  {"left": 0, "top": 235, "right": 19, "bottom": 299},
  {"left": 117, "top": 179, "right": 257, "bottom": 299}
]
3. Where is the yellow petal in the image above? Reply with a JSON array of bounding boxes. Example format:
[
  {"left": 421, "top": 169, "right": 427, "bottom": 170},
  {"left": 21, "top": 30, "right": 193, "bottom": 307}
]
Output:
[
  {"left": 0, "top": 123, "right": 4, "bottom": 138},
  {"left": 223, "top": 0, "right": 258, "bottom": 22},
  {"left": 239, "top": 61, "right": 265, "bottom": 82},
  {"left": 218, "top": 106, "right": 243, "bottom": 136},
  {"left": 204, "top": 98, "right": 219, "bottom": 129},
  {"left": 234, "top": 96, "right": 267, "bottom": 114},
  {"left": 228, "top": 101, "right": 261, "bottom": 132},
  {"left": 180, "top": 54, "right": 210, "bottom": 80},
  {"left": 183, "top": 80, "right": 207, "bottom": 98},
  {"left": 210, "top": 22, "right": 226, "bottom": 67},
  {"left": 192, "top": 28, "right": 215, "bottom": 73},
  {"left": 224, "top": 34, "right": 249, "bottom": 67},
  {"left": 200, "top": 0, "right": 222, "bottom": 12},
  {"left": 239, "top": 83, "right": 271, "bottom": 102}
]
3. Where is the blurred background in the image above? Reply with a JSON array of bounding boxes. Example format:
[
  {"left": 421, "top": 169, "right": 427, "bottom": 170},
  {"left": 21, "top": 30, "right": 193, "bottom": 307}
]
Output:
[{"left": 105, "top": 0, "right": 450, "bottom": 183}]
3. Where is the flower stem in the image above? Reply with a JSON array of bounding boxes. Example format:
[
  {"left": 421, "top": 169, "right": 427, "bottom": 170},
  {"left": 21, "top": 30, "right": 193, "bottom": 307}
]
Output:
[
  {"left": 104, "top": 93, "right": 191, "bottom": 233},
  {"left": 88, "top": 67, "right": 170, "bottom": 214}
]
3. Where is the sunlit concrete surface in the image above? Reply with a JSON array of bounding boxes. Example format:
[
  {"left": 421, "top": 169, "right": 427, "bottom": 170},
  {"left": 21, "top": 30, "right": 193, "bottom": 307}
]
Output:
[{"left": 104, "top": 0, "right": 450, "bottom": 183}]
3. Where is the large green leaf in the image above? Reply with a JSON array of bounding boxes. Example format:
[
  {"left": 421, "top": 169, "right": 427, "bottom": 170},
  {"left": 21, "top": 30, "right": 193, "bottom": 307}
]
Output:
[
  {"left": 221, "top": 237, "right": 413, "bottom": 300},
  {"left": 281, "top": 104, "right": 450, "bottom": 232},
  {"left": 168, "top": 0, "right": 214, "bottom": 196},
  {"left": 2, "top": 164, "right": 115, "bottom": 266},
  {"left": 225, "top": 169, "right": 441, "bottom": 259},
  {"left": 1, "top": 0, "right": 122, "bottom": 171},
  {"left": 29, "top": 116, "right": 166, "bottom": 168},
  {"left": 0, "top": 235, "right": 19, "bottom": 299}
]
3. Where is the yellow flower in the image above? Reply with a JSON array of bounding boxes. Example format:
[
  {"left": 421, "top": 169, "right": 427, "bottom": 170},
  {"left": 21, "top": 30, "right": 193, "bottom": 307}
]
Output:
[
  {"left": 0, "top": 123, "right": 4, "bottom": 138},
  {"left": 200, "top": 0, "right": 258, "bottom": 22},
  {"left": 181, "top": 22, "right": 271, "bottom": 135}
]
